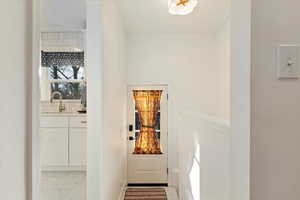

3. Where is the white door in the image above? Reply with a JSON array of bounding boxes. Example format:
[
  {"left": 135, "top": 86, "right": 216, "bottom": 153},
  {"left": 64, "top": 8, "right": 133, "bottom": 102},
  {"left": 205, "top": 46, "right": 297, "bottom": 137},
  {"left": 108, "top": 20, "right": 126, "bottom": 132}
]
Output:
[{"left": 127, "top": 85, "right": 168, "bottom": 184}]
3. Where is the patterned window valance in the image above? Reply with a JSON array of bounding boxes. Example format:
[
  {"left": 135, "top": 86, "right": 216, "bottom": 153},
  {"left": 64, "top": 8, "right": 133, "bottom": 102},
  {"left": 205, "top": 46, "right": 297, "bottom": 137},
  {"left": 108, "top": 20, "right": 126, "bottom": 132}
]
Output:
[{"left": 41, "top": 51, "right": 84, "bottom": 67}]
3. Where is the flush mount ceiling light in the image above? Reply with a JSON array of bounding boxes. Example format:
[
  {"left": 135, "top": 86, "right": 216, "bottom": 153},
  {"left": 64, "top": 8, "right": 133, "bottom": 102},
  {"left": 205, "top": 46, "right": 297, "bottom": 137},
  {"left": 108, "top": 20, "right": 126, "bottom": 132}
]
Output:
[{"left": 168, "top": 0, "right": 198, "bottom": 15}]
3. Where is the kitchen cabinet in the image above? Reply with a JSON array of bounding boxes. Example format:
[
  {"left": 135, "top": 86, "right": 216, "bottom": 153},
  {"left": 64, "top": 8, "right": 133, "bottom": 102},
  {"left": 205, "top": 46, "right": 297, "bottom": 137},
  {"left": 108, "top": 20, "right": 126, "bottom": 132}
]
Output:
[{"left": 40, "top": 115, "right": 87, "bottom": 171}]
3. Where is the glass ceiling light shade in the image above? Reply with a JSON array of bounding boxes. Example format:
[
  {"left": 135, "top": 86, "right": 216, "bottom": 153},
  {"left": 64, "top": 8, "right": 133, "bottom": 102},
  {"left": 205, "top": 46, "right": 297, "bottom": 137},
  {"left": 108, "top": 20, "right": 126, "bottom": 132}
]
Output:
[{"left": 168, "top": 0, "right": 198, "bottom": 15}]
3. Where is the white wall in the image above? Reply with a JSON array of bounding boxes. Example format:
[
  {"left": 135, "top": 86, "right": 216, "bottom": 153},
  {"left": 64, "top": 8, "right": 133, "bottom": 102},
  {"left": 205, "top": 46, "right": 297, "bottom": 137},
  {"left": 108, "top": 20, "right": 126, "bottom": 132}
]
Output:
[
  {"left": 0, "top": 0, "right": 31, "bottom": 200},
  {"left": 178, "top": 112, "right": 230, "bottom": 200},
  {"left": 216, "top": 21, "right": 231, "bottom": 121},
  {"left": 102, "top": 0, "right": 127, "bottom": 199},
  {"left": 86, "top": 1, "right": 127, "bottom": 200},
  {"left": 252, "top": 0, "right": 300, "bottom": 199},
  {"left": 127, "top": 33, "right": 229, "bottom": 119},
  {"left": 126, "top": 30, "right": 231, "bottom": 194},
  {"left": 41, "top": 0, "right": 86, "bottom": 31}
]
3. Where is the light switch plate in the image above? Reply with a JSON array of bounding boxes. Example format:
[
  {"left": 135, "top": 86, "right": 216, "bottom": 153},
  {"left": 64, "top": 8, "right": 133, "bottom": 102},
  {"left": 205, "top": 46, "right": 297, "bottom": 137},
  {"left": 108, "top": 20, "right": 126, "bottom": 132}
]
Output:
[{"left": 277, "top": 44, "right": 299, "bottom": 79}]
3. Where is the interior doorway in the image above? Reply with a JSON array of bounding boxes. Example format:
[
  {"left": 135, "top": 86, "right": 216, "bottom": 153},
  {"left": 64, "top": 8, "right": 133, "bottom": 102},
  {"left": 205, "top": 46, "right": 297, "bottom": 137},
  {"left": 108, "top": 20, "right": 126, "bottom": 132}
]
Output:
[
  {"left": 127, "top": 85, "right": 168, "bottom": 185},
  {"left": 30, "top": 0, "right": 252, "bottom": 199}
]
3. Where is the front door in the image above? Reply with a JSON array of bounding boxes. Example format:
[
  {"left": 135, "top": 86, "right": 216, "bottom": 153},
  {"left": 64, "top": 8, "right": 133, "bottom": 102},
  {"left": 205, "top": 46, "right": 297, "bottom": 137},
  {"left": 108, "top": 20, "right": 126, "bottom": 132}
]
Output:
[{"left": 127, "top": 85, "right": 168, "bottom": 184}]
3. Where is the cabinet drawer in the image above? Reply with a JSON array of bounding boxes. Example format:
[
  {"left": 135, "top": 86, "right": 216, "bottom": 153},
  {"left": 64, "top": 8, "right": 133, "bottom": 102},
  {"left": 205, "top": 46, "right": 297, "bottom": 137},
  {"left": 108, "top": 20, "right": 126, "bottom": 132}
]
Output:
[
  {"left": 69, "top": 117, "right": 87, "bottom": 128},
  {"left": 40, "top": 117, "right": 69, "bottom": 128}
]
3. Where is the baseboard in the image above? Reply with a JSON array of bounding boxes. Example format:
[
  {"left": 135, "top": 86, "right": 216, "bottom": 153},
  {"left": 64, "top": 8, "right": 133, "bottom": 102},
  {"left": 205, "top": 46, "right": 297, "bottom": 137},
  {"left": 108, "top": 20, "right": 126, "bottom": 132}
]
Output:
[
  {"left": 166, "top": 187, "right": 179, "bottom": 200},
  {"left": 118, "top": 182, "right": 127, "bottom": 200}
]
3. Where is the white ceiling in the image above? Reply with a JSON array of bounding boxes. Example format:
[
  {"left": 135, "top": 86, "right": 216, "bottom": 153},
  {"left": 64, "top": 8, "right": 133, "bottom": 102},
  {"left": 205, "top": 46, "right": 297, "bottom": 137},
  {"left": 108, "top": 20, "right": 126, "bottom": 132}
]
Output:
[
  {"left": 115, "top": 0, "right": 230, "bottom": 34},
  {"left": 41, "top": 0, "right": 229, "bottom": 34}
]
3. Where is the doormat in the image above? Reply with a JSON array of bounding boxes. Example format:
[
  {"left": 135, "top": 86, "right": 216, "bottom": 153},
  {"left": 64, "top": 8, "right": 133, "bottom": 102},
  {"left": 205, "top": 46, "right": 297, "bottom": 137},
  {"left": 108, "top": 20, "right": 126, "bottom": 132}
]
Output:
[{"left": 124, "top": 188, "right": 167, "bottom": 200}]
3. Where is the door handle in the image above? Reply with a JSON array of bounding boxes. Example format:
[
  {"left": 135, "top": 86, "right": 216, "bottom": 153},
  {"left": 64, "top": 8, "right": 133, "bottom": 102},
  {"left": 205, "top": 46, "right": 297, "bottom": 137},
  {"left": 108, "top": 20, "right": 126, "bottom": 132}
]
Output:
[{"left": 128, "top": 136, "right": 135, "bottom": 141}]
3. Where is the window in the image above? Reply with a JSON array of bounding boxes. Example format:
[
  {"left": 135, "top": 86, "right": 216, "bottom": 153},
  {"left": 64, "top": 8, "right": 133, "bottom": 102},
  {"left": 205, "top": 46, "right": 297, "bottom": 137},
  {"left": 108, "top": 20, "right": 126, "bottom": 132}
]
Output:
[
  {"left": 49, "top": 66, "right": 85, "bottom": 100},
  {"left": 41, "top": 51, "right": 86, "bottom": 100}
]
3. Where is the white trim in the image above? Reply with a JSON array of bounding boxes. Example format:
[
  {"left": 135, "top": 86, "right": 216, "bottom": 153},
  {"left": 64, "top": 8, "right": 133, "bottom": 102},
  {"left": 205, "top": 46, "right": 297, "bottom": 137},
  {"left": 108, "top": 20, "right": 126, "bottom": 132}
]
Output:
[
  {"left": 86, "top": 1, "right": 104, "bottom": 200},
  {"left": 118, "top": 183, "right": 127, "bottom": 200},
  {"left": 31, "top": 0, "right": 41, "bottom": 200},
  {"left": 230, "top": 0, "right": 251, "bottom": 199}
]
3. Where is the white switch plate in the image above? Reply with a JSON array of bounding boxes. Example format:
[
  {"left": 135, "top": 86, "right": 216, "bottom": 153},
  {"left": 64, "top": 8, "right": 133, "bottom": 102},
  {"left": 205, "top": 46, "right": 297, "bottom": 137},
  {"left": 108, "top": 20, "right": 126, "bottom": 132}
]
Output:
[{"left": 277, "top": 44, "right": 299, "bottom": 79}]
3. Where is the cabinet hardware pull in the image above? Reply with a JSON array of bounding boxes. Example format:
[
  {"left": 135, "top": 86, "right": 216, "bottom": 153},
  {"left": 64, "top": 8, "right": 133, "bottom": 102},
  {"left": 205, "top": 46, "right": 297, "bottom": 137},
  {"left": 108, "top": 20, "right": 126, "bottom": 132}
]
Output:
[{"left": 81, "top": 121, "right": 87, "bottom": 124}]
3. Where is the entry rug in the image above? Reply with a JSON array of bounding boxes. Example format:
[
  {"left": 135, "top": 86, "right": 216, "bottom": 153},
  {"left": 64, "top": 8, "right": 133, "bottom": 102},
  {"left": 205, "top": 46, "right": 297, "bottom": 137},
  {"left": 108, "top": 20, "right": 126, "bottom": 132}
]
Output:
[{"left": 124, "top": 188, "right": 167, "bottom": 200}]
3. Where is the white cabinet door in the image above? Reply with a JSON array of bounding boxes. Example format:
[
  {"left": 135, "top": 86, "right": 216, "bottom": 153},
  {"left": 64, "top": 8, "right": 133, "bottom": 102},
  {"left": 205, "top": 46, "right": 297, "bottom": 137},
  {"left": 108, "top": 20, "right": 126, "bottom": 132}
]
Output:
[
  {"left": 69, "top": 128, "right": 86, "bottom": 166},
  {"left": 40, "top": 128, "right": 69, "bottom": 167}
]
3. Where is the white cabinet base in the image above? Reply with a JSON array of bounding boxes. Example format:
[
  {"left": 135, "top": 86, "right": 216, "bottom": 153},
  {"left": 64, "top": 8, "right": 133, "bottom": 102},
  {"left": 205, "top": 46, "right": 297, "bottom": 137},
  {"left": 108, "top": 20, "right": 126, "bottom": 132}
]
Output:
[{"left": 40, "top": 116, "right": 87, "bottom": 171}]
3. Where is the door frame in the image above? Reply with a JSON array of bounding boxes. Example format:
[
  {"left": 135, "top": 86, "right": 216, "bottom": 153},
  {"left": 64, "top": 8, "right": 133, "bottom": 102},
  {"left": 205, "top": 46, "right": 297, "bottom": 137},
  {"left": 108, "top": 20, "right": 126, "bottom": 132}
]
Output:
[
  {"left": 30, "top": 1, "right": 252, "bottom": 199},
  {"left": 30, "top": 0, "right": 41, "bottom": 199},
  {"left": 126, "top": 84, "right": 169, "bottom": 184}
]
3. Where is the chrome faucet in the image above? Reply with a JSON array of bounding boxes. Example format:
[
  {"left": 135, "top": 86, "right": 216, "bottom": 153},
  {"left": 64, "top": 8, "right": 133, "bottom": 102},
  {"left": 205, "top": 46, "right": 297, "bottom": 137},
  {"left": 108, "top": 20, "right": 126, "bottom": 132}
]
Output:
[{"left": 50, "top": 91, "right": 66, "bottom": 112}]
